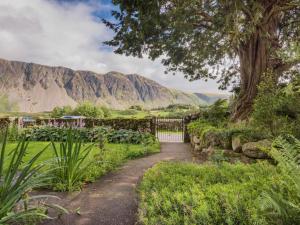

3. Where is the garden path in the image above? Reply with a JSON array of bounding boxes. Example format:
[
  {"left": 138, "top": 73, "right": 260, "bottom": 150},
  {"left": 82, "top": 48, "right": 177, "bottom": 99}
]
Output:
[{"left": 42, "top": 143, "right": 198, "bottom": 225}]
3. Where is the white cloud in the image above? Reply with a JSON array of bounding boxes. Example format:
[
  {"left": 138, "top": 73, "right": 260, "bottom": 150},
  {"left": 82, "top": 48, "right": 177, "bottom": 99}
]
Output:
[{"left": 0, "top": 0, "right": 226, "bottom": 94}]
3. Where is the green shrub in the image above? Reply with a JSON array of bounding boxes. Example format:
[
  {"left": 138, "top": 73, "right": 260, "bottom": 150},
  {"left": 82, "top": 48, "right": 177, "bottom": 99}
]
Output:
[
  {"left": 73, "top": 101, "right": 104, "bottom": 118},
  {"left": 51, "top": 106, "right": 73, "bottom": 118},
  {"left": 26, "top": 126, "right": 111, "bottom": 142},
  {"left": 50, "top": 130, "right": 94, "bottom": 191},
  {"left": 106, "top": 129, "right": 156, "bottom": 144},
  {"left": 26, "top": 126, "right": 155, "bottom": 145},
  {"left": 260, "top": 135, "right": 300, "bottom": 224},
  {"left": 138, "top": 162, "right": 289, "bottom": 225},
  {"left": 251, "top": 72, "right": 300, "bottom": 138}
]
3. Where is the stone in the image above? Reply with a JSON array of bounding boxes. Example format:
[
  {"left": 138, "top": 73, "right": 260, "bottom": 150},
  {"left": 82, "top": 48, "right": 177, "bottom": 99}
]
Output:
[
  {"left": 242, "top": 139, "right": 271, "bottom": 159},
  {"left": 232, "top": 135, "right": 243, "bottom": 153},
  {"left": 193, "top": 135, "right": 201, "bottom": 144}
]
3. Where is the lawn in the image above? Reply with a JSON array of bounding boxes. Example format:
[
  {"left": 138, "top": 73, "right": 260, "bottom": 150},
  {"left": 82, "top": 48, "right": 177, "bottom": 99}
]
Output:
[{"left": 5, "top": 141, "right": 160, "bottom": 184}]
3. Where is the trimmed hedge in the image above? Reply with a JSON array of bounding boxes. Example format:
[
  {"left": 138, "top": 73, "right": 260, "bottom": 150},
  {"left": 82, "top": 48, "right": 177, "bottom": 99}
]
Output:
[{"left": 24, "top": 126, "right": 156, "bottom": 144}]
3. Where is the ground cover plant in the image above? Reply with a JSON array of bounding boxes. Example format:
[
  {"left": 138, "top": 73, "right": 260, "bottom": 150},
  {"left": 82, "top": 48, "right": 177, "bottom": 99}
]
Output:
[{"left": 138, "top": 161, "right": 294, "bottom": 225}]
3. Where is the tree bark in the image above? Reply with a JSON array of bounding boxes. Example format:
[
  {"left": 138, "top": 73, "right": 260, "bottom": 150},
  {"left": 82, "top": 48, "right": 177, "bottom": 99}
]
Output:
[{"left": 231, "top": 13, "right": 280, "bottom": 121}]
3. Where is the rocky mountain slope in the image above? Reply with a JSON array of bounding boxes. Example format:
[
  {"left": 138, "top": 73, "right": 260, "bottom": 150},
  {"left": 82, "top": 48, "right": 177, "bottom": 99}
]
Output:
[{"left": 0, "top": 58, "right": 225, "bottom": 112}]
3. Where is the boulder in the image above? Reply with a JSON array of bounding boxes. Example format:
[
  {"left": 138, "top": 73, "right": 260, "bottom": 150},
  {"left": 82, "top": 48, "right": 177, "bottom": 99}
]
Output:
[
  {"left": 232, "top": 135, "right": 243, "bottom": 153},
  {"left": 242, "top": 139, "right": 271, "bottom": 159}
]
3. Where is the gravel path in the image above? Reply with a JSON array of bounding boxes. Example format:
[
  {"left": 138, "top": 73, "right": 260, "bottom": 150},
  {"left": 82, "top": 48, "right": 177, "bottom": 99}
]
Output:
[{"left": 43, "top": 143, "right": 196, "bottom": 225}]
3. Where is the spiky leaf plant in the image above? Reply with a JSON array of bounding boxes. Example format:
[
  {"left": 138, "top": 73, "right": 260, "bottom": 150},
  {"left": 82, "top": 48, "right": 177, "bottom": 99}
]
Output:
[
  {"left": 261, "top": 135, "right": 300, "bottom": 224},
  {"left": 51, "top": 130, "right": 94, "bottom": 191},
  {"left": 0, "top": 130, "right": 52, "bottom": 224}
]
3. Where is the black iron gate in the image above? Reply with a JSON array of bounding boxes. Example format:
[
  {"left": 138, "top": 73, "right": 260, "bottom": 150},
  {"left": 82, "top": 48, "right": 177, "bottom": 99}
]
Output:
[{"left": 155, "top": 117, "right": 185, "bottom": 142}]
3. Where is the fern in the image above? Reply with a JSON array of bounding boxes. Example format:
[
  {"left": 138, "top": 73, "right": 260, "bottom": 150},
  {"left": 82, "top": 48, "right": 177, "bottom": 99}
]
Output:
[{"left": 260, "top": 135, "right": 300, "bottom": 224}]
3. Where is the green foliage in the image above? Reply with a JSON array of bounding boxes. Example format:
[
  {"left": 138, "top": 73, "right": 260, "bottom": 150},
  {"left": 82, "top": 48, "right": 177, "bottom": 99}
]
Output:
[
  {"left": 0, "top": 131, "right": 51, "bottom": 224},
  {"left": 51, "top": 106, "right": 73, "bottom": 118},
  {"left": 188, "top": 118, "right": 267, "bottom": 150},
  {"left": 50, "top": 130, "right": 94, "bottom": 191},
  {"left": 260, "top": 135, "right": 300, "bottom": 224},
  {"left": 73, "top": 101, "right": 104, "bottom": 118},
  {"left": 129, "top": 105, "right": 143, "bottom": 111},
  {"left": 138, "top": 161, "right": 290, "bottom": 225},
  {"left": 100, "top": 106, "right": 112, "bottom": 118},
  {"left": 26, "top": 126, "right": 154, "bottom": 144},
  {"left": 106, "top": 129, "right": 156, "bottom": 145},
  {"left": 252, "top": 73, "right": 300, "bottom": 137},
  {"left": 105, "top": 1, "right": 300, "bottom": 91}
]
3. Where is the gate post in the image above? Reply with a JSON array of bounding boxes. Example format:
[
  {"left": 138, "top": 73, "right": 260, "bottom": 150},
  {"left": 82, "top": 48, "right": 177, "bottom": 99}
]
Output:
[
  {"left": 183, "top": 117, "right": 191, "bottom": 143},
  {"left": 150, "top": 117, "right": 156, "bottom": 136}
]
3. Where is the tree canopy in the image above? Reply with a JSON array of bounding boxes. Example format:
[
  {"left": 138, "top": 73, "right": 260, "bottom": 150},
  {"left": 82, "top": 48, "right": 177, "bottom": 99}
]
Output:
[{"left": 104, "top": 0, "right": 300, "bottom": 120}]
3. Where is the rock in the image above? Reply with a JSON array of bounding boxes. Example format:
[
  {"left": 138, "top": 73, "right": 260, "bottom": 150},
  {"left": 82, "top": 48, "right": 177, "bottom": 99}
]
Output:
[
  {"left": 193, "top": 136, "right": 201, "bottom": 144},
  {"left": 232, "top": 135, "right": 243, "bottom": 152},
  {"left": 242, "top": 139, "right": 271, "bottom": 159}
]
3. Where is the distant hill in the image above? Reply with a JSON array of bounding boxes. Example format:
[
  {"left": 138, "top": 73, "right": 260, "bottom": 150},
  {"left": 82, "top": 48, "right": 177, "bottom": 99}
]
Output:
[
  {"left": 0, "top": 58, "right": 227, "bottom": 112},
  {"left": 194, "top": 93, "right": 229, "bottom": 105}
]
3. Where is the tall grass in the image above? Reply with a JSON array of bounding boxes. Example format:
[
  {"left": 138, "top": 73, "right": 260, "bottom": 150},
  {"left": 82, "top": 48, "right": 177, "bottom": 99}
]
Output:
[
  {"left": 0, "top": 130, "right": 51, "bottom": 224},
  {"left": 51, "top": 130, "right": 94, "bottom": 191}
]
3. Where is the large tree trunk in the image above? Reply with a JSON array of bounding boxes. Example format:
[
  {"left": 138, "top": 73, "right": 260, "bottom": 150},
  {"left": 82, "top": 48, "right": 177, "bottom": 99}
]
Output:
[
  {"left": 231, "top": 13, "right": 280, "bottom": 121},
  {"left": 231, "top": 32, "right": 268, "bottom": 120}
]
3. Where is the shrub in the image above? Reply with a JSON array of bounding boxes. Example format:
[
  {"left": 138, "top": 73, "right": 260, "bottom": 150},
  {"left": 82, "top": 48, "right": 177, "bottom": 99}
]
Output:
[
  {"left": 50, "top": 130, "right": 94, "bottom": 191},
  {"left": 25, "top": 126, "right": 154, "bottom": 145},
  {"left": 138, "top": 162, "right": 288, "bottom": 225},
  {"left": 260, "top": 135, "right": 300, "bottom": 224},
  {"left": 73, "top": 101, "right": 104, "bottom": 118},
  {"left": 251, "top": 72, "right": 300, "bottom": 138},
  {"left": 26, "top": 126, "right": 111, "bottom": 142},
  {"left": 51, "top": 106, "right": 73, "bottom": 118},
  {"left": 106, "top": 129, "right": 155, "bottom": 144}
]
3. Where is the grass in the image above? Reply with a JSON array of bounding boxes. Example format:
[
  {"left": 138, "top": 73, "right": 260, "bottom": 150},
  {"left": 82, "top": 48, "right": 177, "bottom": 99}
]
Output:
[
  {"left": 138, "top": 161, "right": 290, "bottom": 225},
  {"left": 5, "top": 140, "right": 160, "bottom": 191}
]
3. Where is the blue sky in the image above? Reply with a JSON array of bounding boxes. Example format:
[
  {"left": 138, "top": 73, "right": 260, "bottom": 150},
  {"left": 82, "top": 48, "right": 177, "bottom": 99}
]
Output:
[{"left": 0, "top": 0, "right": 225, "bottom": 94}]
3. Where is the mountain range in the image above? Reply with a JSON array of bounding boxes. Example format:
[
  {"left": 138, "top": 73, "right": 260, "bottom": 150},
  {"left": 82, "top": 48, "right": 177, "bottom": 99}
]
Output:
[{"left": 0, "top": 58, "right": 227, "bottom": 112}]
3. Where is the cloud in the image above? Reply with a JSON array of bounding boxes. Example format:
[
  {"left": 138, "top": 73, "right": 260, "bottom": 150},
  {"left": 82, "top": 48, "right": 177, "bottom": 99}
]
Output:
[{"left": 0, "top": 0, "right": 225, "bottom": 94}]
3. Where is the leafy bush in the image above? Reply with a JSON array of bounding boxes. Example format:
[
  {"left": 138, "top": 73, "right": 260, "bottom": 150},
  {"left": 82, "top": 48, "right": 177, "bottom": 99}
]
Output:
[
  {"left": 260, "top": 135, "right": 300, "bottom": 224},
  {"left": 0, "top": 131, "right": 61, "bottom": 224},
  {"left": 51, "top": 106, "right": 73, "bottom": 118},
  {"left": 26, "top": 126, "right": 111, "bottom": 142},
  {"left": 201, "top": 99, "right": 230, "bottom": 126},
  {"left": 73, "top": 101, "right": 104, "bottom": 118},
  {"left": 50, "top": 130, "right": 94, "bottom": 191},
  {"left": 251, "top": 72, "right": 300, "bottom": 137},
  {"left": 138, "top": 162, "right": 289, "bottom": 225},
  {"left": 106, "top": 129, "right": 156, "bottom": 144},
  {"left": 25, "top": 126, "right": 155, "bottom": 145}
]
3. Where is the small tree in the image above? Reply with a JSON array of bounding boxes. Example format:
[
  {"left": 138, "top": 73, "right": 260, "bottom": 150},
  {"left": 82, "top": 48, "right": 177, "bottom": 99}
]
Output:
[{"left": 73, "top": 102, "right": 104, "bottom": 118}]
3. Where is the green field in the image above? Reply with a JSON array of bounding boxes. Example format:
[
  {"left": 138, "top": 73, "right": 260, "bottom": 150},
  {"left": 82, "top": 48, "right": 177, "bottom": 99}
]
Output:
[{"left": 5, "top": 141, "right": 160, "bottom": 170}]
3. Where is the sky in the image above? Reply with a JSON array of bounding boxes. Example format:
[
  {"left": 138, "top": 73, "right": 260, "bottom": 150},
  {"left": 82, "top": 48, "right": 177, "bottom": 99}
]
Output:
[{"left": 0, "top": 0, "right": 226, "bottom": 94}]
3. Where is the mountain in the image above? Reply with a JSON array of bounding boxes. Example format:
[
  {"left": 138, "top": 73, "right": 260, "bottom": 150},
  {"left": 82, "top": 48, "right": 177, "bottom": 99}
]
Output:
[
  {"left": 194, "top": 93, "right": 229, "bottom": 104},
  {"left": 0, "top": 58, "right": 226, "bottom": 112}
]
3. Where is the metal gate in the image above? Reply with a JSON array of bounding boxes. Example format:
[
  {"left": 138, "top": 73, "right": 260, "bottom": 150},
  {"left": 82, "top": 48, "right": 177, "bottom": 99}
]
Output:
[{"left": 155, "top": 117, "right": 185, "bottom": 142}]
